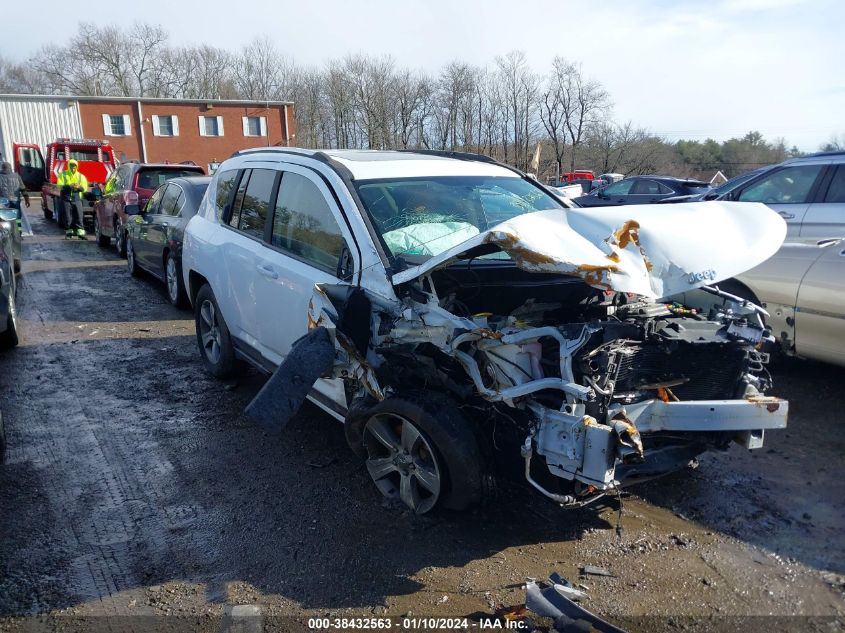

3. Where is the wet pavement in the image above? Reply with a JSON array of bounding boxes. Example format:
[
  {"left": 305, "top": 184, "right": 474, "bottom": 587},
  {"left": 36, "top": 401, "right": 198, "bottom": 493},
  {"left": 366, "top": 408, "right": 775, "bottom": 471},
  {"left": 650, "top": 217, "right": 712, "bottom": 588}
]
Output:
[{"left": 1, "top": 206, "right": 844, "bottom": 631}]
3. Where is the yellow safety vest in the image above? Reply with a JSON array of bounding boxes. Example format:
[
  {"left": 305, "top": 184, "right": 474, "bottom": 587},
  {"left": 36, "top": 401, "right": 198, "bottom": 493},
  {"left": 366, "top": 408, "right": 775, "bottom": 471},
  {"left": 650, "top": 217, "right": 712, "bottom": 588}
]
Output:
[{"left": 57, "top": 169, "right": 89, "bottom": 190}]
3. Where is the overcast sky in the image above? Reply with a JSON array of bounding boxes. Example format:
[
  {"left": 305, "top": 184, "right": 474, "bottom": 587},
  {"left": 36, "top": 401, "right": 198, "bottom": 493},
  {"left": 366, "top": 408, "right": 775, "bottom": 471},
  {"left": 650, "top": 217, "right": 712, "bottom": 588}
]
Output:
[{"left": 6, "top": 0, "right": 843, "bottom": 151}]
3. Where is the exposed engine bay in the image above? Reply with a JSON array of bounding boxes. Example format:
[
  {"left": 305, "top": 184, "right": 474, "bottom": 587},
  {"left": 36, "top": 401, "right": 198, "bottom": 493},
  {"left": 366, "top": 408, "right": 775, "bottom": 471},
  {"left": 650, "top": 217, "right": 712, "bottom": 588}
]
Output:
[{"left": 305, "top": 261, "right": 786, "bottom": 508}]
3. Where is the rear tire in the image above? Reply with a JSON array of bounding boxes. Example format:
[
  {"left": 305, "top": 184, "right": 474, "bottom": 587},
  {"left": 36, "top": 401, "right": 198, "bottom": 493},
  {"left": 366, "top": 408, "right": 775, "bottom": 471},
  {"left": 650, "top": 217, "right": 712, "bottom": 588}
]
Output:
[
  {"left": 114, "top": 219, "right": 127, "bottom": 257},
  {"left": 0, "top": 289, "right": 20, "bottom": 350},
  {"left": 165, "top": 253, "right": 188, "bottom": 308},
  {"left": 126, "top": 238, "right": 141, "bottom": 277},
  {"left": 95, "top": 215, "right": 110, "bottom": 247},
  {"left": 194, "top": 284, "right": 236, "bottom": 378}
]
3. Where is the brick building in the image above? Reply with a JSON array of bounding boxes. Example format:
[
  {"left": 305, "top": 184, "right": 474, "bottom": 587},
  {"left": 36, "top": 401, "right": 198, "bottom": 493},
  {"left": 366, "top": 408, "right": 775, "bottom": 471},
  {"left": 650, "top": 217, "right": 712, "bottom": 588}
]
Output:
[{"left": 0, "top": 94, "right": 295, "bottom": 173}]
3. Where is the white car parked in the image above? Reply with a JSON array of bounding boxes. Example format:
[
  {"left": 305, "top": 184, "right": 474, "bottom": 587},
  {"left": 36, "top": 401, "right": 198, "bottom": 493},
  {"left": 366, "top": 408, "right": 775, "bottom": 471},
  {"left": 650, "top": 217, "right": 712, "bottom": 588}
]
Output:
[{"left": 182, "top": 148, "right": 789, "bottom": 514}]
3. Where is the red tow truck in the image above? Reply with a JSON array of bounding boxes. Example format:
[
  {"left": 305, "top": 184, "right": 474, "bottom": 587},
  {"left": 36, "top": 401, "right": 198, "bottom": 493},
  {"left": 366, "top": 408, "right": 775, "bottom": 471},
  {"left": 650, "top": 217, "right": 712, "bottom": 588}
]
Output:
[{"left": 12, "top": 139, "right": 117, "bottom": 229}]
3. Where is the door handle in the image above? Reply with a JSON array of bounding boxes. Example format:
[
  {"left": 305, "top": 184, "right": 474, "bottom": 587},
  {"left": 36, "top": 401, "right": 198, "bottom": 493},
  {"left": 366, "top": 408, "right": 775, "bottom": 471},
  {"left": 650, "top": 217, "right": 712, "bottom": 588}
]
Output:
[
  {"left": 778, "top": 211, "right": 795, "bottom": 219},
  {"left": 256, "top": 263, "right": 278, "bottom": 279}
]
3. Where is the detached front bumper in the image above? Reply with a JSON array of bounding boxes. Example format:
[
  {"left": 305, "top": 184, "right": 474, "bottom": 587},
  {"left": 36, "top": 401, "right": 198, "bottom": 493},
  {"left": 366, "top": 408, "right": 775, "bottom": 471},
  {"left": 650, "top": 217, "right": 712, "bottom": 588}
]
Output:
[{"left": 529, "top": 397, "right": 788, "bottom": 498}]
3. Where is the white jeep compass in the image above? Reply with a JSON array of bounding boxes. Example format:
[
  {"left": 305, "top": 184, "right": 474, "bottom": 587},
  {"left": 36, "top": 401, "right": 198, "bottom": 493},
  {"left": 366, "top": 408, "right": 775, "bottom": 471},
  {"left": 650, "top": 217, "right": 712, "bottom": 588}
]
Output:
[{"left": 182, "top": 148, "right": 788, "bottom": 514}]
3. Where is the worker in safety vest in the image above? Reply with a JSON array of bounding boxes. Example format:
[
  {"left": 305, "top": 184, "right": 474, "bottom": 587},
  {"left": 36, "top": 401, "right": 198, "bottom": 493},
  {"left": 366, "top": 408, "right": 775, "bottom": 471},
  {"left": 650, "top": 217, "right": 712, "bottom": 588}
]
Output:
[{"left": 56, "top": 159, "right": 89, "bottom": 239}]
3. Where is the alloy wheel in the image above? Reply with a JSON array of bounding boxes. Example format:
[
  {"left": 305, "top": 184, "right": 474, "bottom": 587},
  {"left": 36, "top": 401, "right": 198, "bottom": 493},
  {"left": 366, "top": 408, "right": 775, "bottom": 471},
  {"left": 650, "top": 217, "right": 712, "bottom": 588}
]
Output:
[
  {"left": 362, "top": 412, "right": 442, "bottom": 514},
  {"left": 166, "top": 257, "right": 178, "bottom": 304},
  {"left": 198, "top": 299, "right": 222, "bottom": 364}
]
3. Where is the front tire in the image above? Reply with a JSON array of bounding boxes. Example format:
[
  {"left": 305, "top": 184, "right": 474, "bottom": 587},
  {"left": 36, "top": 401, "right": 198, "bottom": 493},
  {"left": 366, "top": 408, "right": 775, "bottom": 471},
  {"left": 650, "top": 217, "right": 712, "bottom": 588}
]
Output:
[
  {"left": 194, "top": 284, "right": 236, "bottom": 378},
  {"left": 356, "top": 393, "right": 485, "bottom": 513}
]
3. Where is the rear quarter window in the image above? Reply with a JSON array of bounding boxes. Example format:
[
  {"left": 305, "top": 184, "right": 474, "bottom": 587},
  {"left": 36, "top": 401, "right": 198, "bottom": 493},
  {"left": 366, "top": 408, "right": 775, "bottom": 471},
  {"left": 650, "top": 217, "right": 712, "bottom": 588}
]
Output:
[{"left": 213, "top": 170, "right": 238, "bottom": 221}]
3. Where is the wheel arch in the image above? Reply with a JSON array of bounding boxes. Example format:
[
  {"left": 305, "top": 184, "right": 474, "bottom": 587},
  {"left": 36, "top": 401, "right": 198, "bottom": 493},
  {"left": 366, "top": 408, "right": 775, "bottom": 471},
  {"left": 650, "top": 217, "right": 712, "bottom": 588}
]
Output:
[{"left": 187, "top": 270, "right": 209, "bottom": 307}]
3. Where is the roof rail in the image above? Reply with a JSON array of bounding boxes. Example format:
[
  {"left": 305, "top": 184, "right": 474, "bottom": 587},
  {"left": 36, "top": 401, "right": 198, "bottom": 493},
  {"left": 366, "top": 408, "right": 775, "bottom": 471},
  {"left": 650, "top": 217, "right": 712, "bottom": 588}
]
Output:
[
  {"left": 228, "top": 146, "right": 314, "bottom": 159},
  {"left": 395, "top": 149, "right": 500, "bottom": 164},
  {"left": 798, "top": 150, "right": 845, "bottom": 159}
]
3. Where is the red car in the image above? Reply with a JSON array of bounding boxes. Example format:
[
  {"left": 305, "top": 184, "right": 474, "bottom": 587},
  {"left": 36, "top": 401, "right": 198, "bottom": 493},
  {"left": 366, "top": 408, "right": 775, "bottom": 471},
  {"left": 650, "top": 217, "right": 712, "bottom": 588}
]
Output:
[{"left": 93, "top": 162, "right": 204, "bottom": 255}]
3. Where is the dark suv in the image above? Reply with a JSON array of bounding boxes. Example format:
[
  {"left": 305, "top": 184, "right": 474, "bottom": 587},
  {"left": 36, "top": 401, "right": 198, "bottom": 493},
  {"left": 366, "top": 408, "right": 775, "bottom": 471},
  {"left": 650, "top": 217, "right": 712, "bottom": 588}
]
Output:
[
  {"left": 574, "top": 176, "right": 711, "bottom": 207},
  {"left": 93, "top": 162, "right": 204, "bottom": 255}
]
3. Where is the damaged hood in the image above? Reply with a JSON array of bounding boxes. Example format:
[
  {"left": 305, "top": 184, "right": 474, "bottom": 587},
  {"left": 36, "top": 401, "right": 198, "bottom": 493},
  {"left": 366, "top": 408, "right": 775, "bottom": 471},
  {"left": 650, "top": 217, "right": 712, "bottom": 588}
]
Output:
[{"left": 391, "top": 201, "right": 786, "bottom": 299}]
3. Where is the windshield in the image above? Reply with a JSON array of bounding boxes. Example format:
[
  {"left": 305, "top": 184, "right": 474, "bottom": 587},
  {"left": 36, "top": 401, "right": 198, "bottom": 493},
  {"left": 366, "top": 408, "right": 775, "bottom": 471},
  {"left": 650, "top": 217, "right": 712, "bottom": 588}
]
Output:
[
  {"left": 355, "top": 176, "right": 564, "bottom": 258},
  {"left": 137, "top": 169, "right": 202, "bottom": 190}
]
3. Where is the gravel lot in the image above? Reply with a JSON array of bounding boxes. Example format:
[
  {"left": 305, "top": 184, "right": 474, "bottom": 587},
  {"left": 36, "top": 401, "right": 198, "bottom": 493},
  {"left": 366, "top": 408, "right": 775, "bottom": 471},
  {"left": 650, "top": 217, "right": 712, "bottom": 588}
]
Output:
[{"left": 1, "top": 206, "right": 843, "bottom": 632}]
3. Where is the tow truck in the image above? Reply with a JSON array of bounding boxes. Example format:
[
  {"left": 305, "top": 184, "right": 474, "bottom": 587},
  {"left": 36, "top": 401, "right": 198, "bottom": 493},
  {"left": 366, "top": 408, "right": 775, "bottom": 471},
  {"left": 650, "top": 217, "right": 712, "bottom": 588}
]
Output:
[{"left": 12, "top": 139, "right": 116, "bottom": 230}]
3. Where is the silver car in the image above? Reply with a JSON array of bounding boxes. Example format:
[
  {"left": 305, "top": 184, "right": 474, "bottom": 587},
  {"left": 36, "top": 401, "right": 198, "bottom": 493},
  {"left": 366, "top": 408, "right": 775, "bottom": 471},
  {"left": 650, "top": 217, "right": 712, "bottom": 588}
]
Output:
[
  {"left": 723, "top": 238, "right": 845, "bottom": 367},
  {"left": 720, "top": 151, "right": 845, "bottom": 239}
]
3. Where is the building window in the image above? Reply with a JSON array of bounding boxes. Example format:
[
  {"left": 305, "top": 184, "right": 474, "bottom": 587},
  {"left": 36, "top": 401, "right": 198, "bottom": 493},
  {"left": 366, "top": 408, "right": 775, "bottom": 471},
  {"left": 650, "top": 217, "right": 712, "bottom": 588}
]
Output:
[
  {"left": 199, "top": 115, "right": 224, "bottom": 137},
  {"left": 242, "top": 116, "right": 267, "bottom": 137},
  {"left": 152, "top": 115, "right": 179, "bottom": 137},
  {"left": 102, "top": 114, "right": 131, "bottom": 136}
]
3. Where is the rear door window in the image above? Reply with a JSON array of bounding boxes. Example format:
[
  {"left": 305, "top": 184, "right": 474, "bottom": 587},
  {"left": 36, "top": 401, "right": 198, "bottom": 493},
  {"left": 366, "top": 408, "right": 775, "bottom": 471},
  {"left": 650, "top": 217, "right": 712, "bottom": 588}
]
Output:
[
  {"left": 738, "top": 165, "right": 825, "bottom": 204},
  {"left": 631, "top": 179, "right": 672, "bottom": 195},
  {"left": 271, "top": 171, "right": 346, "bottom": 272}
]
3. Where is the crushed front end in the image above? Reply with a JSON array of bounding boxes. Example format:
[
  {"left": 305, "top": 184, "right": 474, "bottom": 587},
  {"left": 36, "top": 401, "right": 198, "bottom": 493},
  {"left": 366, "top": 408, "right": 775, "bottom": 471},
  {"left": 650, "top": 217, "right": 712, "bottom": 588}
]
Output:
[
  {"left": 304, "top": 204, "right": 789, "bottom": 508},
  {"left": 310, "top": 278, "right": 787, "bottom": 507}
]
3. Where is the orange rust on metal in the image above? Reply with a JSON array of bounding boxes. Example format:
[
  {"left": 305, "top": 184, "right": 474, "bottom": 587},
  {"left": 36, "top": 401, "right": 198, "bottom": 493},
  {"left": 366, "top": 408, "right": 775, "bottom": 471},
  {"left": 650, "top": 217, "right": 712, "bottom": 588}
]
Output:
[
  {"left": 507, "top": 245, "right": 559, "bottom": 266},
  {"left": 613, "top": 220, "right": 641, "bottom": 249},
  {"left": 474, "top": 328, "right": 504, "bottom": 340},
  {"left": 582, "top": 415, "right": 599, "bottom": 427},
  {"left": 577, "top": 263, "right": 620, "bottom": 288},
  {"left": 656, "top": 387, "right": 670, "bottom": 403},
  {"left": 746, "top": 396, "right": 782, "bottom": 413},
  {"left": 606, "top": 252, "right": 621, "bottom": 263},
  {"left": 577, "top": 263, "right": 620, "bottom": 274},
  {"left": 486, "top": 231, "right": 560, "bottom": 266}
]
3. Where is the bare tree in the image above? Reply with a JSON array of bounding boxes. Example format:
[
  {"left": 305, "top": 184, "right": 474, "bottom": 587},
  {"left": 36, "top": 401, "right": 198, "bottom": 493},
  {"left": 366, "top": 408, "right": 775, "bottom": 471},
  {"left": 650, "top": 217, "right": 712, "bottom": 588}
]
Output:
[
  {"left": 234, "top": 36, "right": 285, "bottom": 100},
  {"left": 0, "top": 54, "right": 48, "bottom": 94},
  {"left": 495, "top": 51, "right": 539, "bottom": 171}
]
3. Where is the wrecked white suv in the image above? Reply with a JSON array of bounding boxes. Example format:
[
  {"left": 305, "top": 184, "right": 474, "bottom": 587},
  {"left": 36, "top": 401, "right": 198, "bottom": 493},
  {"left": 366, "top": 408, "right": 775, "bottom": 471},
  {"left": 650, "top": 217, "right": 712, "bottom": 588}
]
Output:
[{"left": 182, "top": 149, "right": 788, "bottom": 514}]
